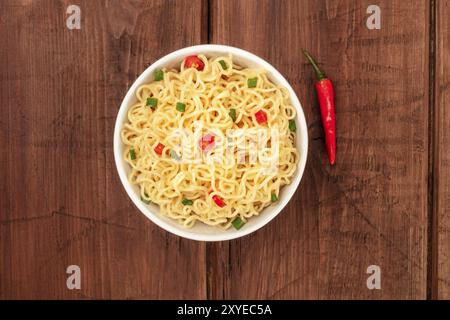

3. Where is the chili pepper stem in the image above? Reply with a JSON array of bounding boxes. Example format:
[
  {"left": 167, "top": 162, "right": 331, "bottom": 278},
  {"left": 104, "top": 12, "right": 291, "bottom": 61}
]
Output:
[{"left": 303, "top": 49, "right": 326, "bottom": 81}]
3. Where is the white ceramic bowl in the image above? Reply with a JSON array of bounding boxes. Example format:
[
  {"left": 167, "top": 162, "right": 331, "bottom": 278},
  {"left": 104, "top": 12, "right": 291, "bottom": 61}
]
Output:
[{"left": 114, "top": 44, "right": 308, "bottom": 241}]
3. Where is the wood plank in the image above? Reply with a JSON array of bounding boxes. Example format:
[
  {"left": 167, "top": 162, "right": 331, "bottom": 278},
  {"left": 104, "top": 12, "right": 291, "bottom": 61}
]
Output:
[
  {"left": 209, "top": 0, "right": 429, "bottom": 299},
  {"left": 0, "top": 0, "right": 206, "bottom": 299},
  {"left": 435, "top": 0, "right": 450, "bottom": 299}
]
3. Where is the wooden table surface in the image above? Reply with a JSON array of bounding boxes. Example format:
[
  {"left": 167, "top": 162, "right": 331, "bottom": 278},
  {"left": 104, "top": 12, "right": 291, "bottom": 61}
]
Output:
[{"left": 0, "top": 0, "right": 448, "bottom": 300}]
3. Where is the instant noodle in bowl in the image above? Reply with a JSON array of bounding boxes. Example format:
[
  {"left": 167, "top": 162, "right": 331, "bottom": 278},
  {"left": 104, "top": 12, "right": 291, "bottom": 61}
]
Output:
[{"left": 114, "top": 45, "right": 308, "bottom": 241}]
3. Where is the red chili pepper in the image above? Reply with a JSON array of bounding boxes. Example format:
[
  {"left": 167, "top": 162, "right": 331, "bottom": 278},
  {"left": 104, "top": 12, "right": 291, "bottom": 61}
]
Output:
[
  {"left": 303, "top": 50, "right": 336, "bottom": 165},
  {"left": 199, "top": 134, "right": 215, "bottom": 151},
  {"left": 255, "top": 110, "right": 268, "bottom": 124},
  {"left": 184, "top": 55, "right": 205, "bottom": 71},
  {"left": 154, "top": 142, "right": 165, "bottom": 156},
  {"left": 212, "top": 194, "right": 226, "bottom": 207},
  {"left": 209, "top": 190, "right": 226, "bottom": 207}
]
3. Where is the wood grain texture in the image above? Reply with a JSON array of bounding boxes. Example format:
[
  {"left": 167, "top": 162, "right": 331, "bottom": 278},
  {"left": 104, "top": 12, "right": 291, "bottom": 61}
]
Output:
[
  {"left": 208, "top": 0, "right": 429, "bottom": 299},
  {"left": 0, "top": 0, "right": 439, "bottom": 300},
  {"left": 435, "top": 0, "right": 450, "bottom": 299},
  {"left": 0, "top": 0, "right": 206, "bottom": 299}
]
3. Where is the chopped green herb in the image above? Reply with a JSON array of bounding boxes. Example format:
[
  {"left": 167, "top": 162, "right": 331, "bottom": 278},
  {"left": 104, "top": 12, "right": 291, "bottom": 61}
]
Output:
[
  {"left": 271, "top": 194, "right": 278, "bottom": 202},
  {"left": 130, "top": 148, "right": 136, "bottom": 160},
  {"left": 229, "top": 108, "right": 236, "bottom": 122},
  {"left": 170, "top": 150, "right": 181, "bottom": 161},
  {"left": 176, "top": 102, "right": 186, "bottom": 112},
  {"left": 182, "top": 198, "right": 193, "bottom": 206},
  {"left": 154, "top": 69, "right": 164, "bottom": 81},
  {"left": 219, "top": 60, "right": 228, "bottom": 70},
  {"left": 247, "top": 77, "right": 257, "bottom": 88},
  {"left": 289, "top": 119, "right": 296, "bottom": 132},
  {"left": 146, "top": 97, "right": 158, "bottom": 109},
  {"left": 141, "top": 195, "right": 151, "bottom": 204},
  {"left": 232, "top": 217, "right": 245, "bottom": 230}
]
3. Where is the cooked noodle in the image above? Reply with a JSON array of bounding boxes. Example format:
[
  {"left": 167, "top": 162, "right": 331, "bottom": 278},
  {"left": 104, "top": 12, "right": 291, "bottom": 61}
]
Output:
[{"left": 121, "top": 54, "right": 299, "bottom": 229}]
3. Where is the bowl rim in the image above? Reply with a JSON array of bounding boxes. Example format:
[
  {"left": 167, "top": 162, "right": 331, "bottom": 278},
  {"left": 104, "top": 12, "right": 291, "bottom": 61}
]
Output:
[{"left": 113, "top": 44, "right": 308, "bottom": 241}]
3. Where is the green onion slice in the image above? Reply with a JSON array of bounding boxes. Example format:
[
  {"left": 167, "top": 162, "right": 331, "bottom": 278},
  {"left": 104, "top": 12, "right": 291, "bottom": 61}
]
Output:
[
  {"left": 271, "top": 194, "right": 278, "bottom": 202},
  {"left": 130, "top": 148, "right": 136, "bottom": 160},
  {"left": 176, "top": 102, "right": 186, "bottom": 112},
  {"left": 232, "top": 217, "right": 245, "bottom": 230},
  {"left": 229, "top": 108, "right": 236, "bottom": 122},
  {"left": 154, "top": 69, "right": 164, "bottom": 81},
  {"left": 247, "top": 77, "right": 257, "bottom": 88},
  {"left": 219, "top": 60, "right": 228, "bottom": 70},
  {"left": 289, "top": 119, "right": 296, "bottom": 132},
  {"left": 182, "top": 199, "right": 193, "bottom": 206},
  {"left": 146, "top": 97, "right": 158, "bottom": 109}
]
